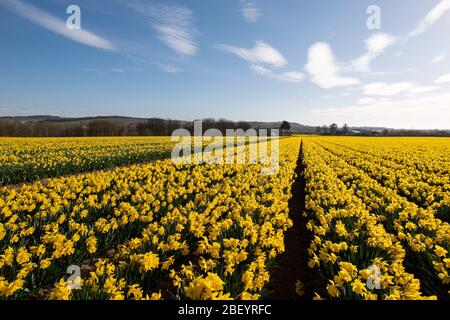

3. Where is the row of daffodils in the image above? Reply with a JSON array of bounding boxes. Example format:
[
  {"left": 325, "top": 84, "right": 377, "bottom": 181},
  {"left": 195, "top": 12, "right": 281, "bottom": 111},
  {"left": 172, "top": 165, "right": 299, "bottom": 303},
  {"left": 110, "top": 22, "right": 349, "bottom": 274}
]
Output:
[
  {"left": 0, "top": 137, "right": 176, "bottom": 185},
  {"left": 0, "top": 137, "right": 300, "bottom": 300},
  {"left": 2, "top": 135, "right": 449, "bottom": 300},
  {"left": 302, "top": 137, "right": 450, "bottom": 300}
]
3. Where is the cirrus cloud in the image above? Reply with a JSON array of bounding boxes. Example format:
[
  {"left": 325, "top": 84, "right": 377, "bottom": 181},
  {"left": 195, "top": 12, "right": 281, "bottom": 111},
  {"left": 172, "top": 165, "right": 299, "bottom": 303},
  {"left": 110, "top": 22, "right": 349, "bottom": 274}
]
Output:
[
  {"left": 129, "top": 2, "right": 198, "bottom": 56},
  {"left": 311, "top": 92, "right": 450, "bottom": 129},
  {"left": 363, "top": 82, "right": 438, "bottom": 96},
  {"left": 435, "top": 74, "right": 450, "bottom": 83},
  {"left": 0, "top": 0, "right": 115, "bottom": 50},
  {"left": 407, "top": 0, "right": 450, "bottom": 39},
  {"left": 241, "top": 0, "right": 261, "bottom": 23},
  {"left": 216, "top": 41, "right": 287, "bottom": 68},
  {"left": 351, "top": 33, "right": 397, "bottom": 72},
  {"left": 217, "top": 41, "right": 305, "bottom": 83},
  {"left": 431, "top": 54, "right": 447, "bottom": 63},
  {"left": 357, "top": 97, "right": 378, "bottom": 105},
  {"left": 250, "top": 65, "right": 304, "bottom": 83}
]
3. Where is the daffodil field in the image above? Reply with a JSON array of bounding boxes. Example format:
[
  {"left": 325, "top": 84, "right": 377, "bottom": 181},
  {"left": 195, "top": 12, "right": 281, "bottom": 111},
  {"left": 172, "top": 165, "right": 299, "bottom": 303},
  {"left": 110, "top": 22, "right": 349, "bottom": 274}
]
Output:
[
  {"left": 0, "top": 137, "right": 176, "bottom": 185},
  {"left": 1, "top": 136, "right": 449, "bottom": 300},
  {"left": 0, "top": 137, "right": 298, "bottom": 300},
  {"left": 303, "top": 137, "right": 450, "bottom": 300}
]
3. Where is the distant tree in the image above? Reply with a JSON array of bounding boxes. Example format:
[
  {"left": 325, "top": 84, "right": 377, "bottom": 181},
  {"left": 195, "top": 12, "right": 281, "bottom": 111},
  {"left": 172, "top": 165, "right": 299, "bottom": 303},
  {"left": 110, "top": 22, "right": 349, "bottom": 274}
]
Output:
[
  {"left": 0, "top": 121, "right": 7, "bottom": 136},
  {"left": 136, "top": 122, "right": 147, "bottom": 136},
  {"left": 166, "top": 120, "right": 182, "bottom": 136},
  {"left": 87, "top": 120, "right": 117, "bottom": 136},
  {"left": 146, "top": 118, "right": 166, "bottom": 136},
  {"left": 216, "top": 119, "right": 231, "bottom": 134},
  {"left": 330, "top": 123, "right": 338, "bottom": 136},
  {"left": 280, "top": 121, "right": 291, "bottom": 135},
  {"left": 236, "top": 121, "right": 251, "bottom": 131},
  {"left": 202, "top": 118, "right": 216, "bottom": 133},
  {"left": 343, "top": 123, "right": 349, "bottom": 135}
]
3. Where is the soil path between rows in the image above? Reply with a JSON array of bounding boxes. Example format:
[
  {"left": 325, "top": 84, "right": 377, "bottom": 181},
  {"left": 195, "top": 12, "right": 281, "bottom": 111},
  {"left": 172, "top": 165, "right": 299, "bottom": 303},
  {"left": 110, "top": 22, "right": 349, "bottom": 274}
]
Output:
[{"left": 265, "top": 141, "right": 314, "bottom": 300}]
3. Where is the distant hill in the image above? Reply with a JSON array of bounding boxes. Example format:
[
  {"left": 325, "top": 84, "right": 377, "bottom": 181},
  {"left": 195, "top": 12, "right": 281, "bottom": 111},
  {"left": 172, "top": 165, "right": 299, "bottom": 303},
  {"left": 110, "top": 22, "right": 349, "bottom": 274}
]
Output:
[
  {"left": 0, "top": 115, "right": 149, "bottom": 125},
  {"left": 0, "top": 116, "right": 318, "bottom": 133},
  {"left": 249, "top": 121, "right": 317, "bottom": 134},
  {"left": 1, "top": 116, "right": 448, "bottom": 136},
  {"left": 0, "top": 115, "right": 63, "bottom": 122}
]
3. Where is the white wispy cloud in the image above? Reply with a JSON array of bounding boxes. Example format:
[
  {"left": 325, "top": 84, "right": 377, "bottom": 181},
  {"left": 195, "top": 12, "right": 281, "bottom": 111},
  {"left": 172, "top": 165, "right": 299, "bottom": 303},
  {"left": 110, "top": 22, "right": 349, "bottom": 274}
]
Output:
[
  {"left": 305, "top": 42, "right": 359, "bottom": 89},
  {"left": 82, "top": 68, "right": 106, "bottom": 75},
  {"left": 311, "top": 92, "right": 450, "bottom": 129},
  {"left": 217, "top": 41, "right": 287, "bottom": 68},
  {"left": 407, "top": 86, "right": 439, "bottom": 95},
  {"left": 217, "top": 41, "right": 304, "bottom": 83},
  {"left": 362, "top": 67, "right": 418, "bottom": 78},
  {"left": 155, "top": 63, "right": 183, "bottom": 74},
  {"left": 431, "top": 53, "right": 447, "bottom": 63},
  {"left": 121, "top": 53, "right": 182, "bottom": 74},
  {"left": 241, "top": 0, "right": 261, "bottom": 23},
  {"left": 357, "top": 97, "right": 378, "bottom": 105},
  {"left": 348, "top": 1, "right": 450, "bottom": 74},
  {"left": 0, "top": 0, "right": 115, "bottom": 50},
  {"left": 435, "top": 74, "right": 450, "bottom": 83},
  {"left": 363, "top": 82, "right": 438, "bottom": 96},
  {"left": 351, "top": 33, "right": 397, "bottom": 72},
  {"left": 129, "top": 2, "right": 197, "bottom": 56},
  {"left": 407, "top": 0, "right": 450, "bottom": 39},
  {"left": 250, "top": 65, "right": 304, "bottom": 83}
]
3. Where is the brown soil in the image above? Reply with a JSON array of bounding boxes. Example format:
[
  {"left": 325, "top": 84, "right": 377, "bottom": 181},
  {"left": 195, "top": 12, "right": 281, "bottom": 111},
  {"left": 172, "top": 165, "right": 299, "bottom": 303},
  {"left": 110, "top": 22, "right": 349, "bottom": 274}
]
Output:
[{"left": 265, "top": 142, "right": 314, "bottom": 300}]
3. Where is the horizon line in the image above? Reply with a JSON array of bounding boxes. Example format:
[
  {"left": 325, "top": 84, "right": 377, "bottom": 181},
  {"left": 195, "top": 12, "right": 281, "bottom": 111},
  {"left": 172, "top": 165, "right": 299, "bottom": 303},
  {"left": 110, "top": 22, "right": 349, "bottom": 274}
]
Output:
[{"left": 1, "top": 114, "right": 449, "bottom": 131}]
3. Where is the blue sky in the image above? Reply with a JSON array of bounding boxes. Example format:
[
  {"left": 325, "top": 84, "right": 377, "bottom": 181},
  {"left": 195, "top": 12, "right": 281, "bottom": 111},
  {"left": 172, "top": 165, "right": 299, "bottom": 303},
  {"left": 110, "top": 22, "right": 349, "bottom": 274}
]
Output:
[{"left": 0, "top": 0, "right": 450, "bottom": 129}]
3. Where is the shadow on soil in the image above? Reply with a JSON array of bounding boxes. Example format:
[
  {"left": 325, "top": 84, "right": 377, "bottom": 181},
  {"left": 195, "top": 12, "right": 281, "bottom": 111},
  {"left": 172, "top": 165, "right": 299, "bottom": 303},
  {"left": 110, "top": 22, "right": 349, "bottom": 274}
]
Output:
[{"left": 265, "top": 142, "right": 315, "bottom": 300}]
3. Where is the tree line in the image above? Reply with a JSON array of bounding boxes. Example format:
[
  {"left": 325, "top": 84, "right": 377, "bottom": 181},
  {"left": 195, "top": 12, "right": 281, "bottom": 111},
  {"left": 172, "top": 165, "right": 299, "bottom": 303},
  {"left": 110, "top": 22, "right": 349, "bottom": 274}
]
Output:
[
  {"left": 315, "top": 123, "right": 350, "bottom": 136},
  {"left": 0, "top": 118, "right": 252, "bottom": 137},
  {"left": 315, "top": 123, "right": 450, "bottom": 137}
]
